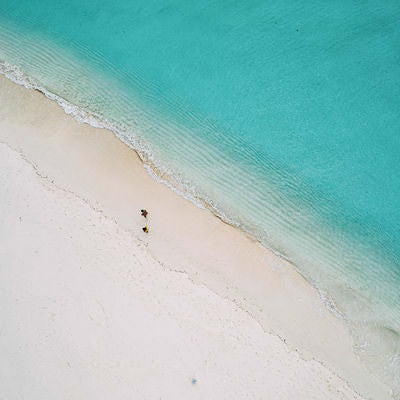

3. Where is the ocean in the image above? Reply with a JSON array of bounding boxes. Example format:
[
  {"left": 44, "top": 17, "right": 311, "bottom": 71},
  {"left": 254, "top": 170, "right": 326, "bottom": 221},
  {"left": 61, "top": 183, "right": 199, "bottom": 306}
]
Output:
[{"left": 0, "top": 0, "right": 399, "bottom": 394}]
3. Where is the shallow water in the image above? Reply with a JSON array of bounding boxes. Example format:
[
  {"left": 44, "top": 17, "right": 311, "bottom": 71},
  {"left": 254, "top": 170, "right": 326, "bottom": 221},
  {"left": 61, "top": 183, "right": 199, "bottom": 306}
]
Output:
[{"left": 0, "top": 0, "right": 399, "bottom": 393}]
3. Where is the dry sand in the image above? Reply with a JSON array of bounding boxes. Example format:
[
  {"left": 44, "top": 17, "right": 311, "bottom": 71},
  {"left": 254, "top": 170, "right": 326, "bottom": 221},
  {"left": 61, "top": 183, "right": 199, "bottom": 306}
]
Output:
[{"left": 0, "top": 75, "right": 392, "bottom": 399}]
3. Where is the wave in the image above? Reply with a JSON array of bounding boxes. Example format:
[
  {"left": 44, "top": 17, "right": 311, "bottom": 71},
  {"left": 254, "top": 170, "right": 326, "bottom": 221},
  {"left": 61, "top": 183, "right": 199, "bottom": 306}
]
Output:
[{"left": 0, "top": 60, "right": 210, "bottom": 208}]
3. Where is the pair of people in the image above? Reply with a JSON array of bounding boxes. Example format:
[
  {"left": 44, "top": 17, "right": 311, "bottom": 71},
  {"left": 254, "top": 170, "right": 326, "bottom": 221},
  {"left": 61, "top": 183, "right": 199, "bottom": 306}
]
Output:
[{"left": 141, "top": 209, "right": 149, "bottom": 233}]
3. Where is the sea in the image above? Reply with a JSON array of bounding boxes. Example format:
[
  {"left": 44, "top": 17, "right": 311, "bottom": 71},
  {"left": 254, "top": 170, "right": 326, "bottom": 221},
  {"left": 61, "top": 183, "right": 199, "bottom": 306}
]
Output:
[{"left": 0, "top": 0, "right": 399, "bottom": 395}]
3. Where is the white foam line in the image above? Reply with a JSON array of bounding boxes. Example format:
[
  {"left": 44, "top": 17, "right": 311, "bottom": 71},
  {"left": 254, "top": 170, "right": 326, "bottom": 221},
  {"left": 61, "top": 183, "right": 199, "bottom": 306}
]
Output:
[{"left": 0, "top": 61, "right": 232, "bottom": 219}]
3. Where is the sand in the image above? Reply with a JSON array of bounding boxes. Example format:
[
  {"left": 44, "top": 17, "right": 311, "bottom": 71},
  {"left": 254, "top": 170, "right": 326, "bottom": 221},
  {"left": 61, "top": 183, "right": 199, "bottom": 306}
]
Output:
[{"left": 0, "top": 74, "right": 392, "bottom": 399}]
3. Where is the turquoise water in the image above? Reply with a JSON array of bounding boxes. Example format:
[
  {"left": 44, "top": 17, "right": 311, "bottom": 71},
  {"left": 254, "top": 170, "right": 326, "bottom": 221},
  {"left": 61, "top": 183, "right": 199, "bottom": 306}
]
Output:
[{"left": 1, "top": 0, "right": 399, "bottom": 393}]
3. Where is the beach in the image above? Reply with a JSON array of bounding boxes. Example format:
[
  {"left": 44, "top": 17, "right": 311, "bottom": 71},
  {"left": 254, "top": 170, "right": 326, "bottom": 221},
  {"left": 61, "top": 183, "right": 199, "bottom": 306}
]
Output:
[{"left": 0, "top": 75, "right": 393, "bottom": 399}]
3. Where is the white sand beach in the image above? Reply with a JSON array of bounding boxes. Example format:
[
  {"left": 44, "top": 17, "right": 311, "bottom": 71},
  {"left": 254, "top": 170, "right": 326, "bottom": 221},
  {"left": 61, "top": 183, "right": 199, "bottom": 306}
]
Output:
[{"left": 0, "top": 75, "right": 392, "bottom": 399}]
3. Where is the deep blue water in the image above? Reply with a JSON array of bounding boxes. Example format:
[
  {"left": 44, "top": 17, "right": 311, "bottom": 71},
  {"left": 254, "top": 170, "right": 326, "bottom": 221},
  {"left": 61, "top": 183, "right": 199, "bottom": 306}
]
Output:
[{"left": 0, "top": 0, "right": 399, "bottom": 392}]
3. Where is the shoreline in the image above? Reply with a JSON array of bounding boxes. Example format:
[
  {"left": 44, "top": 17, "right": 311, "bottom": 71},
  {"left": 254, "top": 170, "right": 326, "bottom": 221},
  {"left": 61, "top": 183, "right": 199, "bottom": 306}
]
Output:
[{"left": 0, "top": 74, "right": 392, "bottom": 398}]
